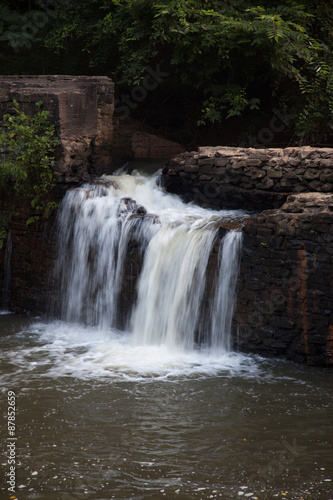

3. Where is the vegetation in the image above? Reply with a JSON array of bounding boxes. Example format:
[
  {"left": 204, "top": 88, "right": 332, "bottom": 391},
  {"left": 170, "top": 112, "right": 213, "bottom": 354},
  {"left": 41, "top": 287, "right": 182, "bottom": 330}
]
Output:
[
  {"left": 0, "top": 100, "right": 59, "bottom": 247},
  {"left": 0, "top": 1, "right": 332, "bottom": 146}
]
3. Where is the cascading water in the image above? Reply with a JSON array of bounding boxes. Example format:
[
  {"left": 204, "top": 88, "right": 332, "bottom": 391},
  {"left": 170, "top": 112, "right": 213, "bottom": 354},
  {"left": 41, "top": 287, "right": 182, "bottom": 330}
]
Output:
[
  {"left": 209, "top": 230, "right": 243, "bottom": 352},
  {"left": 1, "top": 229, "right": 12, "bottom": 311},
  {"left": 130, "top": 223, "right": 217, "bottom": 350},
  {"left": 55, "top": 170, "right": 245, "bottom": 353}
]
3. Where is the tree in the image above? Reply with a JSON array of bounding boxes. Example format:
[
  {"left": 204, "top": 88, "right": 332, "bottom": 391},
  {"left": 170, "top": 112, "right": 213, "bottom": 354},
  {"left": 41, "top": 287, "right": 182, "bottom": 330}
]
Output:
[{"left": 0, "top": 0, "right": 332, "bottom": 145}]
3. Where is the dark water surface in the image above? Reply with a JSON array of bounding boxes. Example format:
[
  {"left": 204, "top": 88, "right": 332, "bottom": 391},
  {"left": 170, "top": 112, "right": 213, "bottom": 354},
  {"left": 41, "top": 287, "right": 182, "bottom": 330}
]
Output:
[{"left": 1, "top": 313, "right": 333, "bottom": 500}]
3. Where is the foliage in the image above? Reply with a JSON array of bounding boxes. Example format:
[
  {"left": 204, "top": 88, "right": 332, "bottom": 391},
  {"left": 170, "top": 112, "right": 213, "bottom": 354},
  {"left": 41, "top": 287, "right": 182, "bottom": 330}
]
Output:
[
  {"left": 0, "top": 0, "right": 332, "bottom": 145},
  {"left": 0, "top": 100, "right": 59, "bottom": 238},
  {"left": 0, "top": 6, "right": 41, "bottom": 51}
]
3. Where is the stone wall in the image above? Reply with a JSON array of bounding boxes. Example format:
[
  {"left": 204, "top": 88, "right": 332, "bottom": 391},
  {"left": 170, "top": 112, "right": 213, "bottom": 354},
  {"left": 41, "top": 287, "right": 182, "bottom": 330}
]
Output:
[
  {"left": 0, "top": 75, "right": 115, "bottom": 181},
  {"left": 1, "top": 181, "right": 332, "bottom": 366},
  {"left": 0, "top": 212, "right": 58, "bottom": 315},
  {"left": 162, "top": 147, "right": 333, "bottom": 366},
  {"left": 162, "top": 146, "right": 333, "bottom": 210},
  {"left": 235, "top": 194, "right": 333, "bottom": 366}
]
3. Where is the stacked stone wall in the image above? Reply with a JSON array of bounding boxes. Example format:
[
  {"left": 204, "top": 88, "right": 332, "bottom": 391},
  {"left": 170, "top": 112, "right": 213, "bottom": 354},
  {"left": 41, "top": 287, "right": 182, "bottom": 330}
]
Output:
[
  {"left": 162, "top": 147, "right": 333, "bottom": 366},
  {"left": 1, "top": 213, "right": 58, "bottom": 315},
  {"left": 235, "top": 194, "right": 333, "bottom": 365},
  {"left": 163, "top": 146, "right": 333, "bottom": 210}
]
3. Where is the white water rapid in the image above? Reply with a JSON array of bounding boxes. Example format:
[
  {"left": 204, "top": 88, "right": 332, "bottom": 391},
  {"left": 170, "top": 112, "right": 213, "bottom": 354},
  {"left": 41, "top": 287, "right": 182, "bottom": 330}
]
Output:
[{"left": 55, "top": 170, "right": 245, "bottom": 355}]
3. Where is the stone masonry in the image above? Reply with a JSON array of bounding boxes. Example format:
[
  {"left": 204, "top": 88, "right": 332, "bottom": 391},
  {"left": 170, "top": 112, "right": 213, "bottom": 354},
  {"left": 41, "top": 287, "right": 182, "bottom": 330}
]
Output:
[
  {"left": 162, "top": 146, "right": 333, "bottom": 210},
  {"left": 236, "top": 194, "right": 333, "bottom": 366},
  {"left": 163, "top": 147, "right": 333, "bottom": 366}
]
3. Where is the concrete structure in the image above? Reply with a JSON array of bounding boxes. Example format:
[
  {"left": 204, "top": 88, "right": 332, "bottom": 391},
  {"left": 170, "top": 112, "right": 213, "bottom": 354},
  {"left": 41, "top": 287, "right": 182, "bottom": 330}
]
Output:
[{"left": 0, "top": 75, "right": 115, "bottom": 181}]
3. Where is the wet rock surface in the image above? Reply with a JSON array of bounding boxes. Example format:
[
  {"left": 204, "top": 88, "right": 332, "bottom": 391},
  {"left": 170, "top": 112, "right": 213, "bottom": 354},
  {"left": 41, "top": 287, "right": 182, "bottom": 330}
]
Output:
[{"left": 117, "top": 197, "right": 147, "bottom": 217}]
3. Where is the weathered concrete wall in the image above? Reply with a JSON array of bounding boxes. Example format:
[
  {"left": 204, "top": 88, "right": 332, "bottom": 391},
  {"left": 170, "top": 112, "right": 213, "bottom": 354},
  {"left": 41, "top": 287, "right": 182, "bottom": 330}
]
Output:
[
  {"left": 0, "top": 77, "right": 186, "bottom": 174},
  {"left": 112, "top": 117, "right": 186, "bottom": 165},
  {"left": 0, "top": 76, "right": 116, "bottom": 311},
  {"left": 162, "top": 146, "right": 333, "bottom": 210},
  {"left": 0, "top": 75, "right": 115, "bottom": 181}
]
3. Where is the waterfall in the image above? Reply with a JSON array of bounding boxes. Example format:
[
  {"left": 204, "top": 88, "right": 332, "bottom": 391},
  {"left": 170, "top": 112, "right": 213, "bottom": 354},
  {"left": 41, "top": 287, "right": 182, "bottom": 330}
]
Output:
[
  {"left": 55, "top": 170, "right": 245, "bottom": 352},
  {"left": 55, "top": 179, "right": 155, "bottom": 328},
  {"left": 2, "top": 229, "right": 12, "bottom": 310},
  {"left": 210, "top": 230, "right": 243, "bottom": 352},
  {"left": 130, "top": 224, "right": 217, "bottom": 350}
]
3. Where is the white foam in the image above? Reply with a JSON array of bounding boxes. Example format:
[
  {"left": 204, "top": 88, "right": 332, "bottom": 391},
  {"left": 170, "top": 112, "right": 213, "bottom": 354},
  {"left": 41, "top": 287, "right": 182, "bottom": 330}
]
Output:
[
  {"left": 0, "top": 321, "right": 258, "bottom": 383},
  {"left": 102, "top": 170, "right": 246, "bottom": 225}
]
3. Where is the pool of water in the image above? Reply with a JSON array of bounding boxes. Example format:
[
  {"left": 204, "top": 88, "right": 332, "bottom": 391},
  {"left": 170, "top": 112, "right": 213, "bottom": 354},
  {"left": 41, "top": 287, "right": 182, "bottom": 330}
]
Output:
[{"left": 1, "top": 313, "right": 333, "bottom": 500}]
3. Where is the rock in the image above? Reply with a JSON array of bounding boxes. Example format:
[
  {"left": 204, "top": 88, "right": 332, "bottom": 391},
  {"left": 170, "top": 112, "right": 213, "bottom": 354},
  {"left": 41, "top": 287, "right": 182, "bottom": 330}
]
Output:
[
  {"left": 117, "top": 197, "right": 147, "bottom": 217},
  {"left": 304, "top": 169, "right": 319, "bottom": 180},
  {"left": 267, "top": 170, "right": 283, "bottom": 179}
]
